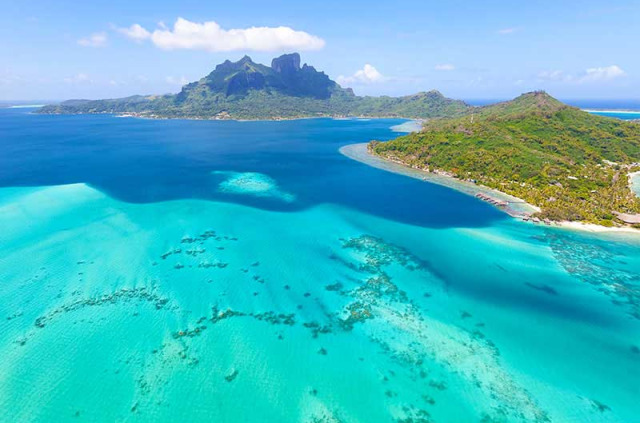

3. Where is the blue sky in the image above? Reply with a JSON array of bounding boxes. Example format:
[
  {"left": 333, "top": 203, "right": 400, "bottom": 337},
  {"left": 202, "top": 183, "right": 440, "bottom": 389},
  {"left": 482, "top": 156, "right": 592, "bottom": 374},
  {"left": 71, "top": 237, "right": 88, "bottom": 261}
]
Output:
[{"left": 1, "top": 0, "right": 638, "bottom": 101}]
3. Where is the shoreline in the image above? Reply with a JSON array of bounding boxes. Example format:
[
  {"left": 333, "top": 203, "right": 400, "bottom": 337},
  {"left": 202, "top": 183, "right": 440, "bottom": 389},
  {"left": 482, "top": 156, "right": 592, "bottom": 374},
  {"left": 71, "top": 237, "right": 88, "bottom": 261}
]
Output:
[
  {"left": 339, "top": 143, "right": 540, "bottom": 217},
  {"left": 583, "top": 109, "right": 640, "bottom": 114},
  {"left": 37, "top": 110, "right": 423, "bottom": 123},
  {"left": 552, "top": 220, "right": 640, "bottom": 235},
  {"left": 340, "top": 142, "right": 640, "bottom": 236},
  {"left": 390, "top": 120, "right": 424, "bottom": 133}
]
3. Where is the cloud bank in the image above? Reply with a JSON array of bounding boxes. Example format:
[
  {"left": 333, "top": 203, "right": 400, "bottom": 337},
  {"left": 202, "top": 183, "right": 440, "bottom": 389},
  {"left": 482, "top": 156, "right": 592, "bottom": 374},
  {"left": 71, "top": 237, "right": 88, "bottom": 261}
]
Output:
[
  {"left": 538, "top": 65, "right": 626, "bottom": 84},
  {"left": 337, "top": 64, "right": 385, "bottom": 86},
  {"left": 435, "top": 64, "right": 455, "bottom": 71},
  {"left": 64, "top": 73, "right": 92, "bottom": 84},
  {"left": 165, "top": 75, "right": 189, "bottom": 85},
  {"left": 116, "top": 24, "right": 150, "bottom": 42},
  {"left": 581, "top": 65, "right": 626, "bottom": 82},
  {"left": 115, "top": 18, "right": 325, "bottom": 52},
  {"left": 78, "top": 32, "right": 107, "bottom": 48}
]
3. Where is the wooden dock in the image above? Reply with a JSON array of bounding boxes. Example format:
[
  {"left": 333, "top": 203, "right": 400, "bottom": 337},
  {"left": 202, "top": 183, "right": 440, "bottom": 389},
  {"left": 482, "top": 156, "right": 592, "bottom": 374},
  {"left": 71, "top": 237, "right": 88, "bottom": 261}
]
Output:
[{"left": 474, "top": 193, "right": 508, "bottom": 207}]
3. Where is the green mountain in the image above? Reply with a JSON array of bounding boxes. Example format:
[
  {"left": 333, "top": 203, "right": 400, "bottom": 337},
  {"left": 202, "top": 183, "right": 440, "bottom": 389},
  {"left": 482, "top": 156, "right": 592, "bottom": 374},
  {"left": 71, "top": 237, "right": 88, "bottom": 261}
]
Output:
[
  {"left": 39, "top": 53, "right": 469, "bottom": 120},
  {"left": 191, "top": 53, "right": 339, "bottom": 99},
  {"left": 371, "top": 91, "right": 640, "bottom": 225}
]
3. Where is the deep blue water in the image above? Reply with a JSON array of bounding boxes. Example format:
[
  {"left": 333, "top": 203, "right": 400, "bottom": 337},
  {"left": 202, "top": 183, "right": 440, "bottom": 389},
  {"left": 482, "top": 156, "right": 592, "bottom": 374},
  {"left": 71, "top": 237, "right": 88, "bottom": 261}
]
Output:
[
  {"left": 1, "top": 107, "right": 639, "bottom": 422},
  {"left": 0, "top": 108, "right": 505, "bottom": 229},
  {"left": 564, "top": 99, "right": 640, "bottom": 111}
]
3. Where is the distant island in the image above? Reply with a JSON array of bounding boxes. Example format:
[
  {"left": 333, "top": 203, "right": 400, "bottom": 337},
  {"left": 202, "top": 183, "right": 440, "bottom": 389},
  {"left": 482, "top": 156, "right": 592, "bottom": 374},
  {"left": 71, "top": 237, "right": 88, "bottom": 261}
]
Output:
[
  {"left": 39, "top": 54, "right": 640, "bottom": 227},
  {"left": 370, "top": 91, "right": 640, "bottom": 226},
  {"left": 39, "top": 53, "right": 469, "bottom": 120}
]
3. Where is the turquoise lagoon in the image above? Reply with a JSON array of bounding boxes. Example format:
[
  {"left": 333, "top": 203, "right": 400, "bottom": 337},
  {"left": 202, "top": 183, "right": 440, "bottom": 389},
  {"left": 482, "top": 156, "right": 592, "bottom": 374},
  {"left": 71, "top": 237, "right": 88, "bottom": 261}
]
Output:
[
  {"left": 585, "top": 110, "right": 640, "bottom": 121},
  {"left": 0, "top": 108, "right": 639, "bottom": 422}
]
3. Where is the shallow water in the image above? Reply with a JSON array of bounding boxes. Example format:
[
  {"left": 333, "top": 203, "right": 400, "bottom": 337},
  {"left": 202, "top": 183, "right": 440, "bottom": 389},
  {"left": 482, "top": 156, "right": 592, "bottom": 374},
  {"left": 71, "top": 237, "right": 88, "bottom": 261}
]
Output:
[
  {"left": 631, "top": 173, "right": 640, "bottom": 197},
  {"left": 586, "top": 110, "right": 640, "bottom": 120},
  {"left": 1, "top": 108, "right": 639, "bottom": 422}
]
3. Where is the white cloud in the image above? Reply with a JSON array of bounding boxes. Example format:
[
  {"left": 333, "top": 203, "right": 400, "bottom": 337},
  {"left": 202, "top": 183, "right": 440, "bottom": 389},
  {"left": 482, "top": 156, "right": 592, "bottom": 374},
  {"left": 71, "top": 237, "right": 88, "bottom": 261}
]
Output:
[
  {"left": 165, "top": 76, "right": 190, "bottom": 85},
  {"left": 0, "top": 74, "right": 24, "bottom": 85},
  {"left": 337, "top": 64, "right": 385, "bottom": 86},
  {"left": 537, "top": 70, "right": 567, "bottom": 81},
  {"left": 115, "top": 18, "right": 325, "bottom": 52},
  {"left": 116, "top": 24, "right": 151, "bottom": 42},
  {"left": 580, "top": 65, "right": 626, "bottom": 83},
  {"left": 435, "top": 64, "right": 455, "bottom": 71},
  {"left": 538, "top": 65, "right": 626, "bottom": 84},
  {"left": 64, "top": 73, "right": 92, "bottom": 84},
  {"left": 497, "top": 27, "right": 518, "bottom": 35},
  {"left": 78, "top": 32, "right": 107, "bottom": 48}
]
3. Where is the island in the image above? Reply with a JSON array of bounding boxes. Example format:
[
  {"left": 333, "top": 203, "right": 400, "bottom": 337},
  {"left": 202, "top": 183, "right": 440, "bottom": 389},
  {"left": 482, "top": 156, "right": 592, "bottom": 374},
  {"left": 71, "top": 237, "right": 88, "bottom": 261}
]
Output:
[
  {"left": 39, "top": 54, "right": 640, "bottom": 228},
  {"left": 39, "top": 53, "right": 469, "bottom": 120},
  {"left": 370, "top": 91, "right": 640, "bottom": 227}
]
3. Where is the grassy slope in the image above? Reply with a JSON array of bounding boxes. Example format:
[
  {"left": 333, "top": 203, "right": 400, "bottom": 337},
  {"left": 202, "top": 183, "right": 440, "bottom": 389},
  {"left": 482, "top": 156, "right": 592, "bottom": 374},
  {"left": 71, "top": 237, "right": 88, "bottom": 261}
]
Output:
[{"left": 372, "top": 92, "right": 640, "bottom": 225}]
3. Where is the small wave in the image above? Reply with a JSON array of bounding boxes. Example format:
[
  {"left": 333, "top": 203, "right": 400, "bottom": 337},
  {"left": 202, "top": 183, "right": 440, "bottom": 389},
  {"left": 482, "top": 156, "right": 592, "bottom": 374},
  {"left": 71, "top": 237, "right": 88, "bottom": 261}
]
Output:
[
  {"left": 583, "top": 109, "right": 640, "bottom": 114},
  {"left": 8, "top": 104, "right": 45, "bottom": 109}
]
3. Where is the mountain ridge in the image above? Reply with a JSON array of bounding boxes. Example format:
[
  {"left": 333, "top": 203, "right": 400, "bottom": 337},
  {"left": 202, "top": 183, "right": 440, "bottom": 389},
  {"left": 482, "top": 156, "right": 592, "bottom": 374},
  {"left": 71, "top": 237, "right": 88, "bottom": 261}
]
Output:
[{"left": 39, "top": 53, "right": 469, "bottom": 120}]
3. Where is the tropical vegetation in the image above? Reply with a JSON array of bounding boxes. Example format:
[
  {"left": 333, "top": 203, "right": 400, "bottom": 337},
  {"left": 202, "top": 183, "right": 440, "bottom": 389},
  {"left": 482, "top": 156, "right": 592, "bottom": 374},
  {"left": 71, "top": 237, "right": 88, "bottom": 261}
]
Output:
[{"left": 371, "top": 91, "right": 640, "bottom": 225}]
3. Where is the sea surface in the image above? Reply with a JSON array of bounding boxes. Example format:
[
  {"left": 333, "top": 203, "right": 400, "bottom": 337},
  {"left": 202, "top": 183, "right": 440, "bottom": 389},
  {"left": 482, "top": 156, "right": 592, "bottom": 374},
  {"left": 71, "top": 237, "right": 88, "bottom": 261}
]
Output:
[
  {"left": 585, "top": 110, "right": 640, "bottom": 121},
  {"left": 0, "top": 107, "right": 639, "bottom": 423}
]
